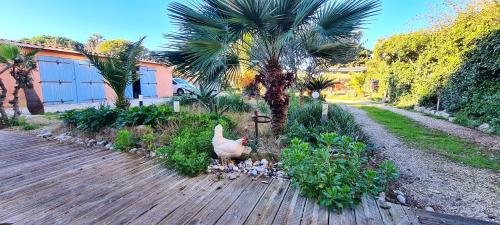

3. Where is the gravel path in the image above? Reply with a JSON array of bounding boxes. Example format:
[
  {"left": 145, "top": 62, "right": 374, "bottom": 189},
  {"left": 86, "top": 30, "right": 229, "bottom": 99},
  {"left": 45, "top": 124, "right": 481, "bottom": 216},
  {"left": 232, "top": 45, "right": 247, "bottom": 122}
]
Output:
[
  {"left": 344, "top": 105, "right": 500, "bottom": 222},
  {"left": 380, "top": 106, "right": 500, "bottom": 150}
]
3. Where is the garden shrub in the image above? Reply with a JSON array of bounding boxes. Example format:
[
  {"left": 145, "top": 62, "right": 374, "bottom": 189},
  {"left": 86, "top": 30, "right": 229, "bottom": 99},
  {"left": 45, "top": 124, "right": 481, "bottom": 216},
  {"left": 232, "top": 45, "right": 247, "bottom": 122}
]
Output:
[
  {"left": 156, "top": 113, "right": 236, "bottom": 177},
  {"left": 60, "top": 105, "right": 121, "bottom": 132},
  {"left": 61, "top": 105, "right": 175, "bottom": 131},
  {"left": 286, "top": 101, "right": 366, "bottom": 144},
  {"left": 217, "top": 94, "right": 252, "bottom": 112},
  {"left": 281, "top": 133, "right": 398, "bottom": 210},
  {"left": 442, "top": 30, "right": 500, "bottom": 134},
  {"left": 113, "top": 129, "right": 136, "bottom": 151},
  {"left": 115, "top": 105, "right": 174, "bottom": 127}
]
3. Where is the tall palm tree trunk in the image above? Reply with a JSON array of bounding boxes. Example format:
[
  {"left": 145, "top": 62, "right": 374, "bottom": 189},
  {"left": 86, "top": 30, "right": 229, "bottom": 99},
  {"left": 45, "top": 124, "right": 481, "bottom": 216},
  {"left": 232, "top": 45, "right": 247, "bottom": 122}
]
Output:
[
  {"left": 23, "top": 87, "right": 44, "bottom": 115},
  {"left": 262, "top": 61, "right": 293, "bottom": 134},
  {"left": 11, "top": 84, "right": 21, "bottom": 119},
  {"left": 0, "top": 78, "right": 8, "bottom": 124}
]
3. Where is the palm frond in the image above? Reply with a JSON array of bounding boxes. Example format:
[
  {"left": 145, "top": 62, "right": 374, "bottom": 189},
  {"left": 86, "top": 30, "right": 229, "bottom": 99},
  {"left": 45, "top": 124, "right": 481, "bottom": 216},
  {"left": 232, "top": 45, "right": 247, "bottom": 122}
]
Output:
[{"left": 317, "top": 0, "right": 380, "bottom": 38}]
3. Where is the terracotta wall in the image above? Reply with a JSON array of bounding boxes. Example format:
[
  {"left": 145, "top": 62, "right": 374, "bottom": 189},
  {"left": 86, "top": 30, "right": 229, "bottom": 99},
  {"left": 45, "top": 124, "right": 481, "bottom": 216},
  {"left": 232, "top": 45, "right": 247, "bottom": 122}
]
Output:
[{"left": 1, "top": 48, "right": 173, "bottom": 107}]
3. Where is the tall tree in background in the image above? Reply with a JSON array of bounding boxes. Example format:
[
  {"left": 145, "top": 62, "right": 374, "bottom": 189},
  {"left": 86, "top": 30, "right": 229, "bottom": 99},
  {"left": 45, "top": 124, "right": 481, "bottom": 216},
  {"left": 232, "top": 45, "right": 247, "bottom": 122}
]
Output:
[
  {"left": 76, "top": 37, "right": 145, "bottom": 109},
  {"left": 0, "top": 44, "right": 44, "bottom": 118},
  {"left": 85, "top": 33, "right": 105, "bottom": 52},
  {"left": 161, "top": 0, "right": 380, "bottom": 134},
  {"left": 19, "top": 35, "right": 77, "bottom": 49}
]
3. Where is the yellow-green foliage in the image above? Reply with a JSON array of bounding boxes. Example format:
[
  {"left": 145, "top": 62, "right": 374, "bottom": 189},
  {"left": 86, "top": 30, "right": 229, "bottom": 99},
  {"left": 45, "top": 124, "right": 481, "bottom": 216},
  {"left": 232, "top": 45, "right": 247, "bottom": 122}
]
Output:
[
  {"left": 367, "top": 1, "right": 500, "bottom": 107},
  {"left": 97, "top": 39, "right": 133, "bottom": 55},
  {"left": 348, "top": 72, "right": 367, "bottom": 97}
]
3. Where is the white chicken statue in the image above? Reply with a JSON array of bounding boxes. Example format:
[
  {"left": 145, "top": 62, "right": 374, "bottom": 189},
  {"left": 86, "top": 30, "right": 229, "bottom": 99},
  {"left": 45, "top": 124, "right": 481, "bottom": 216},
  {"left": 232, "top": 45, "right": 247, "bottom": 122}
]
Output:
[{"left": 212, "top": 124, "right": 251, "bottom": 165}]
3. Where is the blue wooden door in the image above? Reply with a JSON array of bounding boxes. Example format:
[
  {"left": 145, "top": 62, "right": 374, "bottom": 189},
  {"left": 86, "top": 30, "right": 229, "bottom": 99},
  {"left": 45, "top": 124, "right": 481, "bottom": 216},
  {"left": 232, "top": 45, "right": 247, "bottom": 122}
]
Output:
[
  {"left": 139, "top": 67, "right": 157, "bottom": 98},
  {"left": 37, "top": 56, "right": 78, "bottom": 104},
  {"left": 74, "top": 60, "right": 106, "bottom": 103}
]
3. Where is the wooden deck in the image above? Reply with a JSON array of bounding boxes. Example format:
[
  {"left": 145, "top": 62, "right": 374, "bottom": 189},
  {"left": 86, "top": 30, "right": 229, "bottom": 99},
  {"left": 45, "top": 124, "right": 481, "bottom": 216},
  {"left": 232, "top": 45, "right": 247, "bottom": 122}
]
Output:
[{"left": 0, "top": 130, "right": 497, "bottom": 225}]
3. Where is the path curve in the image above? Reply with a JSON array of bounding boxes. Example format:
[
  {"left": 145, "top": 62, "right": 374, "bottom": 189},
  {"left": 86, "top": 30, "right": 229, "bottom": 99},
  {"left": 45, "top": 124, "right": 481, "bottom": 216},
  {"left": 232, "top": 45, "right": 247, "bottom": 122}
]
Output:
[
  {"left": 380, "top": 106, "right": 500, "bottom": 150},
  {"left": 344, "top": 105, "right": 500, "bottom": 222}
]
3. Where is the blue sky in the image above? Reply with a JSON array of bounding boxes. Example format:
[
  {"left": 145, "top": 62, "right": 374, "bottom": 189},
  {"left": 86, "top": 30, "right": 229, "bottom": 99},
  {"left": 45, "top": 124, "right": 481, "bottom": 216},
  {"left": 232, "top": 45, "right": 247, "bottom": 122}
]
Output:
[{"left": 0, "top": 0, "right": 444, "bottom": 50}]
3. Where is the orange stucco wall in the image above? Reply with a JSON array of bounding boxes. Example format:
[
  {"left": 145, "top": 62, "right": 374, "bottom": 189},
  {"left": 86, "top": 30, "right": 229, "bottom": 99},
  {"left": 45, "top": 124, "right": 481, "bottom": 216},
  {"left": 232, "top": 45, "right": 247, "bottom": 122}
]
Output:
[{"left": 1, "top": 48, "right": 173, "bottom": 107}]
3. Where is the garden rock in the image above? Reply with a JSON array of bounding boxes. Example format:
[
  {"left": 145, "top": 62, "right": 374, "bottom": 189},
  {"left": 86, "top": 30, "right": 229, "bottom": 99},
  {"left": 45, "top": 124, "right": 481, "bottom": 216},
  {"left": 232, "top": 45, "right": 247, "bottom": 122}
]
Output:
[
  {"left": 149, "top": 151, "right": 156, "bottom": 158},
  {"left": 96, "top": 141, "right": 108, "bottom": 146},
  {"left": 105, "top": 143, "right": 113, "bottom": 149},
  {"left": 478, "top": 123, "right": 494, "bottom": 133},
  {"left": 37, "top": 132, "right": 52, "bottom": 138},
  {"left": 129, "top": 148, "right": 138, "bottom": 154},
  {"left": 228, "top": 173, "right": 238, "bottom": 180},
  {"left": 425, "top": 206, "right": 435, "bottom": 212},
  {"left": 397, "top": 194, "right": 406, "bottom": 205},
  {"left": 54, "top": 134, "right": 72, "bottom": 142}
]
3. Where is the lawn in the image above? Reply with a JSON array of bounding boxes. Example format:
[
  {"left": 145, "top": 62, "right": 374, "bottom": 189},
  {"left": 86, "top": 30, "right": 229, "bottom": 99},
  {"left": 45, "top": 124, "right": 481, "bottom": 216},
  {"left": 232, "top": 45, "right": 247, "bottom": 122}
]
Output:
[{"left": 360, "top": 106, "right": 499, "bottom": 171}]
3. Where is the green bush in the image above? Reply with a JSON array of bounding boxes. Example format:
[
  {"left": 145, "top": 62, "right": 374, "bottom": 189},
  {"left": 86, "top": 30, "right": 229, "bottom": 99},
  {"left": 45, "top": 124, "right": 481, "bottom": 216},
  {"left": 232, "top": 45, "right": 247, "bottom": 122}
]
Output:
[
  {"left": 217, "top": 94, "right": 252, "bottom": 112},
  {"left": 61, "top": 105, "right": 175, "bottom": 131},
  {"left": 61, "top": 105, "right": 121, "bottom": 132},
  {"left": 156, "top": 113, "right": 235, "bottom": 176},
  {"left": 281, "top": 134, "right": 398, "bottom": 210},
  {"left": 115, "top": 105, "right": 174, "bottom": 127},
  {"left": 442, "top": 30, "right": 500, "bottom": 134},
  {"left": 113, "top": 129, "right": 136, "bottom": 151},
  {"left": 286, "top": 102, "right": 366, "bottom": 144}
]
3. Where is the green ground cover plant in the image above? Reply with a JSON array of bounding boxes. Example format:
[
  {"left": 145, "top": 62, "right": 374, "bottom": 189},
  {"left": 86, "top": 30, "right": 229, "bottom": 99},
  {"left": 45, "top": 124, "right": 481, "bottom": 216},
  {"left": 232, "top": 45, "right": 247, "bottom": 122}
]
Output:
[
  {"left": 114, "top": 129, "right": 136, "bottom": 151},
  {"left": 360, "top": 106, "right": 499, "bottom": 170},
  {"left": 281, "top": 133, "right": 398, "bottom": 210}
]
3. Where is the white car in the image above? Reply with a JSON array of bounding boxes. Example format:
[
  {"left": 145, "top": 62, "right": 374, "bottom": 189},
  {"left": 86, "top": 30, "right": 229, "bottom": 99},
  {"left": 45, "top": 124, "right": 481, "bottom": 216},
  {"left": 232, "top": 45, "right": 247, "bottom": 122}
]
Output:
[{"left": 172, "top": 78, "right": 197, "bottom": 95}]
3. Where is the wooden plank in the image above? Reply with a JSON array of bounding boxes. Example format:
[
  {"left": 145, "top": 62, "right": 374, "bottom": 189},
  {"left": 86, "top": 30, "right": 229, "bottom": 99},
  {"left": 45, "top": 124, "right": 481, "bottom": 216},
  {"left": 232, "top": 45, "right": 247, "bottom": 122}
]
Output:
[
  {"left": 184, "top": 176, "right": 254, "bottom": 225},
  {"left": 115, "top": 175, "right": 216, "bottom": 225},
  {"left": 31, "top": 165, "right": 173, "bottom": 225},
  {"left": 272, "top": 185, "right": 307, "bottom": 225},
  {"left": 157, "top": 177, "right": 233, "bottom": 225},
  {"left": 216, "top": 178, "right": 278, "bottom": 225},
  {"left": 377, "top": 201, "right": 412, "bottom": 225},
  {"left": 0, "top": 156, "right": 145, "bottom": 220},
  {"left": 355, "top": 196, "right": 384, "bottom": 225},
  {"left": 329, "top": 209, "right": 357, "bottom": 225},
  {"left": 415, "top": 210, "right": 498, "bottom": 225},
  {"left": 300, "top": 198, "right": 329, "bottom": 225},
  {"left": 7, "top": 160, "right": 160, "bottom": 224},
  {"left": 401, "top": 206, "right": 421, "bottom": 225},
  {"left": 0, "top": 147, "right": 107, "bottom": 181},
  {"left": 246, "top": 179, "right": 290, "bottom": 225},
  {"left": 0, "top": 152, "right": 129, "bottom": 198}
]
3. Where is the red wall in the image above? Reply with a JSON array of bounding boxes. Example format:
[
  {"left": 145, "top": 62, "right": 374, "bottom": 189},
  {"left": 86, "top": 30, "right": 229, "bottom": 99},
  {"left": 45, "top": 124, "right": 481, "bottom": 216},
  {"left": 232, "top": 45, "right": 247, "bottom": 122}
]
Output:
[{"left": 1, "top": 48, "right": 173, "bottom": 107}]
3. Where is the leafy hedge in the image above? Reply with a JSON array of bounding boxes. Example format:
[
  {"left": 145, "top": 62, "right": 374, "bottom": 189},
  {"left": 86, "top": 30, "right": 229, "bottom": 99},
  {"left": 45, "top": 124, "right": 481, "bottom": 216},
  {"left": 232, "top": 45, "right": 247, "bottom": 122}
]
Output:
[
  {"left": 366, "top": 1, "right": 499, "bottom": 109},
  {"left": 442, "top": 30, "right": 500, "bottom": 134},
  {"left": 281, "top": 133, "right": 398, "bottom": 210}
]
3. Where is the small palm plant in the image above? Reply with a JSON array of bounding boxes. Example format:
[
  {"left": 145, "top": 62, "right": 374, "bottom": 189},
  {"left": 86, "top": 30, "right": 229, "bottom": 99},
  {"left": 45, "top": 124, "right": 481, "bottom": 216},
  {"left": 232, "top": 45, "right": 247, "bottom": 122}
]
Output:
[
  {"left": 191, "top": 86, "right": 230, "bottom": 116},
  {"left": 306, "top": 76, "right": 335, "bottom": 93},
  {"left": 76, "top": 37, "right": 145, "bottom": 109},
  {"left": 0, "top": 44, "right": 44, "bottom": 118},
  {"left": 161, "top": 0, "right": 380, "bottom": 134}
]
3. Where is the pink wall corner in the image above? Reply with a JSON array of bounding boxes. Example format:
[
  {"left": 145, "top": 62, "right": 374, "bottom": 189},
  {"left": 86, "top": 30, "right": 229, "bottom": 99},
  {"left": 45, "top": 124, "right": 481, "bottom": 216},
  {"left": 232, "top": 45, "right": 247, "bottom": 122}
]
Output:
[{"left": 155, "top": 65, "right": 173, "bottom": 98}]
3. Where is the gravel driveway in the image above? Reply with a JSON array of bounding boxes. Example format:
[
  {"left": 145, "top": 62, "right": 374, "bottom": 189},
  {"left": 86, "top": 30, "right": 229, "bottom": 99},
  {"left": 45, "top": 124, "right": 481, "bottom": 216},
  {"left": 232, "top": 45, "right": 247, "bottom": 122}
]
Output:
[
  {"left": 344, "top": 105, "right": 500, "bottom": 222},
  {"left": 380, "top": 106, "right": 500, "bottom": 150}
]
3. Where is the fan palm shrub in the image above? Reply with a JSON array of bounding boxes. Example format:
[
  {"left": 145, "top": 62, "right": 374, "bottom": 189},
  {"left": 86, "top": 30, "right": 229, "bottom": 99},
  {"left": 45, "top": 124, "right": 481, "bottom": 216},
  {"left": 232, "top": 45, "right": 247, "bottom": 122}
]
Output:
[
  {"left": 0, "top": 44, "right": 44, "bottom": 118},
  {"left": 76, "top": 37, "right": 145, "bottom": 109},
  {"left": 160, "top": 0, "right": 379, "bottom": 134},
  {"left": 306, "top": 76, "right": 335, "bottom": 93}
]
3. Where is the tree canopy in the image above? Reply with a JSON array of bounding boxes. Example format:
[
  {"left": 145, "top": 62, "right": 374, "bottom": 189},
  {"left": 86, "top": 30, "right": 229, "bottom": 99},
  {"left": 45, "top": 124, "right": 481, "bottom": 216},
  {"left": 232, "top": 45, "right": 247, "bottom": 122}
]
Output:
[{"left": 19, "top": 35, "right": 77, "bottom": 49}]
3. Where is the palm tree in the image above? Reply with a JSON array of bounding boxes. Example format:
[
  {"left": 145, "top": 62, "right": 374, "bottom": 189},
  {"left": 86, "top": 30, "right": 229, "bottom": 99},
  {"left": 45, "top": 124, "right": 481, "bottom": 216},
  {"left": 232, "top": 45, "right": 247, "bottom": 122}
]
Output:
[
  {"left": 306, "top": 76, "right": 335, "bottom": 93},
  {"left": 76, "top": 37, "right": 145, "bottom": 109},
  {"left": 0, "top": 44, "right": 44, "bottom": 118},
  {"left": 161, "top": 0, "right": 379, "bottom": 134}
]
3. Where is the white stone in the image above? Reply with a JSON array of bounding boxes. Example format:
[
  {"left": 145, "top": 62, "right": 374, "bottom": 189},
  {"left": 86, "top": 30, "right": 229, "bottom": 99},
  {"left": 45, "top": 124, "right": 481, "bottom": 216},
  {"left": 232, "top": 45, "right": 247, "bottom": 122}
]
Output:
[
  {"left": 260, "top": 159, "right": 269, "bottom": 167},
  {"left": 105, "top": 143, "right": 113, "bottom": 149},
  {"left": 150, "top": 151, "right": 156, "bottom": 158},
  {"left": 129, "top": 148, "right": 137, "bottom": 154},
  {"left": 425, "top": 206, "right": 435, "bottom": 212},
  {"left": 397, "top": 195, "right": 406, "bottom": 204},
  {"left": 244, "top": 159, "right": 253, "bottom": 168}
]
